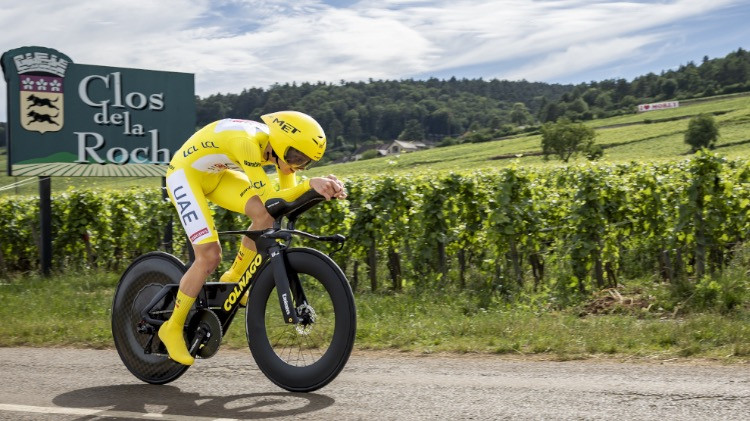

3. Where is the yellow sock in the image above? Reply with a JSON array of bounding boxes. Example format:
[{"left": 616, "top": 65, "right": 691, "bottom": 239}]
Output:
[
  {"left": 220, "top": 245, "right": 257, "bottom": 306},
  {"left": 157, "top": 290, "right": 196, "bottom": 365},
  {"left": 220, "top": 244, "right": 257, "bottom": 282}
]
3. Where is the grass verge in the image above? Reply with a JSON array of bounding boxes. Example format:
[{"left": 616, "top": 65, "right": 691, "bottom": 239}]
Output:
[{"left": 1, "top": 271, "right": 748, "bottom": 362}]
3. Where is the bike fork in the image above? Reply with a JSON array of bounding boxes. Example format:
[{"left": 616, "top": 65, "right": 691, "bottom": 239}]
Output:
[{"left": 268, "top": 245, "right": 300, "bottom": 324}]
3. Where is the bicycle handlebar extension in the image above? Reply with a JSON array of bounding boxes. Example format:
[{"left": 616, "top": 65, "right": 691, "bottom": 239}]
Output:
[
  {"left": 264, "top": 189, "right": 325, "bottom": 221},
  {"left": 217, "top": 188, "right": 346, "bottom": 245}
]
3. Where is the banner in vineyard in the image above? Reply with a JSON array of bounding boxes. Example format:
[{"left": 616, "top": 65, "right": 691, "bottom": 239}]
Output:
[
  {"left": 637, "top": 101, "right": 679, "bottom": 112},
  {"left": 1, "top": 46, "right": 195, "bottom": 177}
]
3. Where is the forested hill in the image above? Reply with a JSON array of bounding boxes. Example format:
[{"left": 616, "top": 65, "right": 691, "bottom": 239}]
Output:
[
  {"left": 544, "top": 48, "right": 750, "bottom": 123},
  {"left": 195, "top": 48, "right": 750, "bottom": 162},
  {"left": 196, "top": 78, "right": 573, "bottom": 147}
]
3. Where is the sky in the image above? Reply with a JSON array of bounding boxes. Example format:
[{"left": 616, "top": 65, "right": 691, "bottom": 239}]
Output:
[{"left": 1, "top": 0, "right": 749, "bottom": 122}]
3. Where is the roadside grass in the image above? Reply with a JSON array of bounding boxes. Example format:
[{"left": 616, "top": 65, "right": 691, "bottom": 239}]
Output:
[
  {"left": 1, "top": 270, "right": 748, "bottom": 362},
  {"left": 343, "top": 291, "right": 750, "bottom": 361},
  {"left": 0, "top": 271, "right": 117, "bottom": 347}
]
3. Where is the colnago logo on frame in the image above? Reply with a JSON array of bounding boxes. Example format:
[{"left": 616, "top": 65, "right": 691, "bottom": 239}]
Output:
[{"left": 15, "top": 52, "right": 68, "bottom": 133}]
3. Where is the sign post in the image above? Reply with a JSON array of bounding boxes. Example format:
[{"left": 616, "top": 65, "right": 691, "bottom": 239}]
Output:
[
  {"left": 1, "top": 46, "right": 196, "bottom": 274},
  {"left": 39, "top": 176, "right": 51, "bottom": 275}
]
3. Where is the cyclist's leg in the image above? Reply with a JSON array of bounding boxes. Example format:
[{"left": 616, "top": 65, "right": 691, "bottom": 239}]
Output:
[
  {"left": 207, "top": 171, "right": 272, "bottom": 292},
  {"left": 159, "top": 168, "right": 223, "bottom": 365}
]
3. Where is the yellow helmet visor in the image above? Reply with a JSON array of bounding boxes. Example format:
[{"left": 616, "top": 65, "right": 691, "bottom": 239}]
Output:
[{"left": 279, "top": 146, "right": 313, "bottom": 170}]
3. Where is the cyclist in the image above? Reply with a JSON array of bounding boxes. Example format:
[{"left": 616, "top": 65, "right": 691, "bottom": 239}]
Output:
[{"left": 159, "top": 111, "right": 347, "bottom": 365}]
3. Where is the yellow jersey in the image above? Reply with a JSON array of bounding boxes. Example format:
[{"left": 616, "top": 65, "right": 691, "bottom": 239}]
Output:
[{"left": 165, "top": 118, "right": 311, "bottom": 244}]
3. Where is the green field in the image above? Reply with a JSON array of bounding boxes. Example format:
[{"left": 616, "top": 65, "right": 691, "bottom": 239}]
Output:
[{"left": 307, "top": 93, "right": 750, "bottom": 178}]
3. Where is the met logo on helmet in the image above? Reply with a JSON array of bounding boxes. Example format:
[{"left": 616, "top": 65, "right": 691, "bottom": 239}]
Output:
[
  {"left": 271, "top": 117, "right": 301, "bottom": 134},
  {"left": 261, "top": 111, "right": 326, "bottom": 162}
]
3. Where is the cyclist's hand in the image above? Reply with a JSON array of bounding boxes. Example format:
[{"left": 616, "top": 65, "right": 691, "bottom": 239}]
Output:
[
  {"left": 324, "top": 175, "right": 347, "bottom": 199},
  {"left": 310, "top": 176, "right": 347, "bottom": 200}
]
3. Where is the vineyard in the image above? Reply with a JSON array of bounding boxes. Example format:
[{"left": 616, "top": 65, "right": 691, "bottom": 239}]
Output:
[{"left": 2, "top": 151, "right": 749, "bottom": 308}]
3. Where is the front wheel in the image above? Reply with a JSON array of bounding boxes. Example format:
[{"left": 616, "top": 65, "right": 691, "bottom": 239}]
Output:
[{"left": 246, "top": 248, "right": 356, "bottom": 392}]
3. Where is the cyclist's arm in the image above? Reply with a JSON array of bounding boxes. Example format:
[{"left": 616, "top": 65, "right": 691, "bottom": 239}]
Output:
[
  {"left": 234, "top": 138, "right": 311, "bottom": 203},
  {"left": 275, "top": 170, "right": 312, "bottom": 201},
  {"left": 277, "top": 169, "right": 297, "bottom": 189}
]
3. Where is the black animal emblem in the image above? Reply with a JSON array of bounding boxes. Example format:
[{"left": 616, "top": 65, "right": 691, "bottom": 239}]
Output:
[
  {"left": 26, "top": 94, "right": 60, "bottom": 110},
  {"left": 27, "top": 110, "right": 60, "bottom": 126}
]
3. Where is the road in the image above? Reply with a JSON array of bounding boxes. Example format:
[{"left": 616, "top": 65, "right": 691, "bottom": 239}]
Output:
[{"left": 0, "top": 347, "right": 748, "bottom": 420}]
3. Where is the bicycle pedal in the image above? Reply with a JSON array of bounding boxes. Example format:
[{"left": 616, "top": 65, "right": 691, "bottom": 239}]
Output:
[{"left": 186, "top": 309, "right": 223, "bottom": 359}]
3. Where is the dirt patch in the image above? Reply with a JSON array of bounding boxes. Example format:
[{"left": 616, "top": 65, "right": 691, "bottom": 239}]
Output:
[{"left": 580, "top": 288, "right": 653, "bottom": 316}]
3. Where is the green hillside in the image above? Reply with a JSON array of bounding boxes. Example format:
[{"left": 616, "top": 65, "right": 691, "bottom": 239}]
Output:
[
  {"left": 307, "top": 93, "right": 750, "bottom": 179},
  {"left": 2, "top": 92, "right": 749, "bottom": 195}
]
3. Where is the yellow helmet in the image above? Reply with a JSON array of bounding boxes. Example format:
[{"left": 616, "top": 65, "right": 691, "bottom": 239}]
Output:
[{"left": 260, "top": 111, "right": 327, "bottom": 168}]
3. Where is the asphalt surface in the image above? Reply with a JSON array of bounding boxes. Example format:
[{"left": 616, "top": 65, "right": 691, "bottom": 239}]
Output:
[{"left": 0, "top": 347, "right": 748, "bottom": 420}]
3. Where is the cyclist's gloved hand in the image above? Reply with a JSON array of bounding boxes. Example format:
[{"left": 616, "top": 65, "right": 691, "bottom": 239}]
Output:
[{"left": 310, "top": 175, "right": 347, "bottom": 200}]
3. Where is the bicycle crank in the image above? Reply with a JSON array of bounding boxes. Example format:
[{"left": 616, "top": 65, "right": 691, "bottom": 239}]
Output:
[{"left": 186, "top": 309, "right": 223, "bottom": 359}]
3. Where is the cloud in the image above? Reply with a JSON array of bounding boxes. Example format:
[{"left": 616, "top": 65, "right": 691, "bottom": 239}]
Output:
[
  {"left": 355, "top": 0, "right": 742, "bottom": 78},
  {"left": 0, "top": 0, "right": 747, "bottom": 122},
  {"left": 500, "top": 34, "right": 667, "bottom": 82}
]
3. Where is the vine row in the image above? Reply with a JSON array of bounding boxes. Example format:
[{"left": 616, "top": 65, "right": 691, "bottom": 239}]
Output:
[{"left": 1, "top": 151, "right": 748, "bottom": 299}]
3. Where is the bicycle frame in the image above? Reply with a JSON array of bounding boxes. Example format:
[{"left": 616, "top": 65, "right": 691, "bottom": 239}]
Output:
[
  {"left": 114, "top": 188, "right": 354, "bottom": 391},
  {"left": 139, "top": 190, "right": 345, "bottom": 339}
]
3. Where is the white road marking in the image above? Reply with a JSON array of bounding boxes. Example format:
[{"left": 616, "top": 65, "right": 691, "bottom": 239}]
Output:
[
  {"left": 0, "top": 403, "right": 100, "bottom": 416},
  {"left": 0, "top": 403, "right": 240, "bottom": 420}
]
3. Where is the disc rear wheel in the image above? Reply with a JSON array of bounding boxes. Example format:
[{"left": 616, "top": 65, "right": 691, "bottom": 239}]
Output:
[{"left": 112, "top": 252, "right": 188, "bottom": 384}]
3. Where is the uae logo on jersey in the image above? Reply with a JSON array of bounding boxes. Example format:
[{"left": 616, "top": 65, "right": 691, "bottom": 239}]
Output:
[{"left": 14, "top": 52, "right": 68, "bottom": 133}]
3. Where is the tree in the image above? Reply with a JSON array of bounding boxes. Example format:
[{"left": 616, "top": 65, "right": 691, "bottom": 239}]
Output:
[
  {"left": 684, "top": 114, "right": 719, "bottom": 152},
  {"left": 567, "top": 98, "right": 589, "bottom": 114},
  {"left": 426, "top": 108, "right": 455, "bottom": 136},
  {"left": 539, "top": 101, "right": 563, "bottom": 123},
  {"left": 582, "top": 88, "right": 600, "bottom": 106},
  {"left": 398, "top": 119, "right": 425, "bottom": 141},
  {"left": 541, "top": 118, "right": 597, "bottom": 163},
  {"left": 565, "top": 98, "right": 590, "bottom": 120},
  {"left": 510, "top": 102, "right": 533, "bottom": 126},
  {"left": 327, "top": 118, "right": 343, "bottom": 145},
  {"left": 196, "top": 95, "right": 230, "bottom": 126},
  {"left": 344, "top": 110, "right": 362, "bottom": 147},
  {"left": 360, "top": 149, "right": 379, "bottom": 160},
  {"left": 594, "top": 92, "right": 613, "bottom": 109},
  {"left": 660, "top": 78, "right": 678, "bottom": 98}
]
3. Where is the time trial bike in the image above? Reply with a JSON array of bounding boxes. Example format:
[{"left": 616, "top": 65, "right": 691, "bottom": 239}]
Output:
[{"left": 111, "top": 190, "right": 356, "bottom": 392}]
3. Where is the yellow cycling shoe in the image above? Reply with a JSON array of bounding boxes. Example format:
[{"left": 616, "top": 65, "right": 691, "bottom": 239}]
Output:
[
  {"left": 158, "top": 319, "right": 195, "bottom": 366},
  {"left": 157, "top": 290, "right": 196, "bottom": 366}
]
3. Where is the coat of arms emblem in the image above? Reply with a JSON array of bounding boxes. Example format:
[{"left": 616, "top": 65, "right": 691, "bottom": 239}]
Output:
[{"left": 14, "top": 52, "right": 68, "bottom": 133}]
